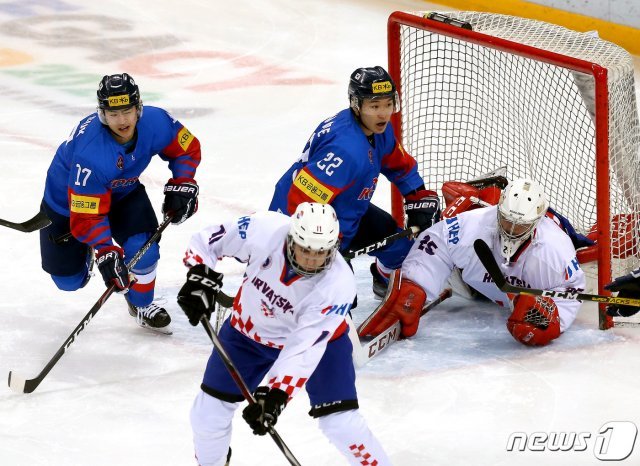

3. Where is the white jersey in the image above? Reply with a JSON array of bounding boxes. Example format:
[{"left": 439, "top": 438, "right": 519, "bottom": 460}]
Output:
[
  {"left": 184, "top": 211, "right": 356, "bottom": 398},
  {"left": 402, "top": 206, "right": 586, "bottom": 332}
]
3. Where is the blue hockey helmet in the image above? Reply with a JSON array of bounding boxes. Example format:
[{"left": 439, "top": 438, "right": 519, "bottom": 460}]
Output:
[
  {"left": 96, "top": 73, "right": 143, "bottom": 123},
  {"left": 348, "top": 66, "right": 400, "bottom": 112}
]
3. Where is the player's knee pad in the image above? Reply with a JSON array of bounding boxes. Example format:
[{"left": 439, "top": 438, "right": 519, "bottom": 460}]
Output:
[
  {"left": 507, "top": 295, "right": 561, "bottom": 346},
  {"left": 123, "top": 232, "right": 160, "bottom": 273},
  {"left": 51, "top": 270, "right": 89, "bottom": 291},
  {"left": 358, "top": 270, "right": 427, "bottom": 338},
  {"left": 318, "top": 410, "right": 367, "bottom": 442}
]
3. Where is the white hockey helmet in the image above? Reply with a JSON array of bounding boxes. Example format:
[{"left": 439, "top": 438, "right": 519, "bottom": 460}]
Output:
[
  {"left": 287, "top": 202, "right": 340, "bottom": 277},
  {"left": 497, "top": 178, "right": 549, "bottom": 260}
]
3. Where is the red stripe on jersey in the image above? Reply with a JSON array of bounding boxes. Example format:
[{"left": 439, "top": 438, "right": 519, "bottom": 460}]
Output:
[
  {"left": 131, "top": 279, "right": 156, "bottom": 294},
  {"left": 381, "top": 142, "right": 417, "bottom": 180}
]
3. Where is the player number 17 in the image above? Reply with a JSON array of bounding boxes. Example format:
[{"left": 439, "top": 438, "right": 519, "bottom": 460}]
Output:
[{"left": 74, "top": 164, "right": 92, "bottom": 187}]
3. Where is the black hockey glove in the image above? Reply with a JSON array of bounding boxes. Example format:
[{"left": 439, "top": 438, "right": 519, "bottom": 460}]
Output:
[
  {"left": 242, "top": 386, "right": 289, "bottom": 436},
  {"left": 177, "top": 264, "right": 223, "bottom": 326},
  {"left": 96, "top": 246, "right": 131, "bottom": 291},
  {"left": 163, "top": 178, "right": 199, "bottom": 225},
  {"left": 605, "top": 267, "right": 640, "bottom": 317},
  {"left": 404, "top": 189, "right": 441, "bottom": 232}
]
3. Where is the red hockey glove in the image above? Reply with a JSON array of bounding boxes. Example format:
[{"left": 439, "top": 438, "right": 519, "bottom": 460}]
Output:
[{"left": 507, "top": 294, "right": 561, "bottom": 346}]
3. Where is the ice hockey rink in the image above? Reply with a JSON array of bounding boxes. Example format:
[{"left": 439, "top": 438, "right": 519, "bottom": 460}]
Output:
[{"left": 0, "top": 0, "right": 639, "bottom": 465}]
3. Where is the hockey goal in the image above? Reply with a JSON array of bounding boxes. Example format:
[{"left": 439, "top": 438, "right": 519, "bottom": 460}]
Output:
[{"left": 388, "top": 11, "right": 640, "bottom": 329}]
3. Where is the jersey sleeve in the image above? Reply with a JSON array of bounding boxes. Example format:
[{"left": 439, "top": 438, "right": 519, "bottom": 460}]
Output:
[
  {"left": 68, "top": 159, "right": 115, "bottom": 249},
  {"left": 264, "top": 281, "right": 355, "bottom": 400},
  {"left": 183, "top": 214, "right": 256, "bottom": 269},
  {"left": 156, "top": 110, "right": 201, "bottom": 180},
  {"left": 380, "top": 140, "right": 424, "bottom": 195},
  {"left": 285, "top": 165, "right": 346, "bottom": 214},
  {"left": 401, "top": 220, "right": 456, "bottom": 301}
]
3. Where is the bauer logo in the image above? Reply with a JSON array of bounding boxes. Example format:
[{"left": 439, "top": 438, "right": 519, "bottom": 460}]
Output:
[
  {"left": 506, "top": 421, "right": 637, "bottom": 461},
  {"left": 372, "top": 81, "right": 392, "bottom": 93},
  {"left": 107, "top": 94, "right": 130, "bottom": 107}
]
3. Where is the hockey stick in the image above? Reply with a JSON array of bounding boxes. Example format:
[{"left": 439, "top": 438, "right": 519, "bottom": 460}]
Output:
[
  {"left": 0, "top": 210, "right": 51, "bottom": 232},
  {"left": 349, "top": 288, "right": 452, "bottom": 366},
  {"left": 343, "top": 226, "right": 419, "bottom": 259},
  {"left": 473, "top": 238, "right": 640, "bottom": 307},
  {"left": 200, "top": 311, "right": 302, "bottom": 466},
  {"left": 8, "top": 215, "right": 174, "bottom": 394}
]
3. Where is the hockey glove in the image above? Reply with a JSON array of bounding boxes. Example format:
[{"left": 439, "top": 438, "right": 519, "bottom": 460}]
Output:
[
  {"left": 177, "top": 264, "right": 223, "bottom": 326},
  {"left": 96, "top": 246, "right": 130, "bottom": 292},
  {"left": 242, "top": 386, "right": 289, "bottom": 436},
  {"left": 507, "top": 295, "right": 561, "bottom": 346},
  {"left": 404, "top": 189, "right": 441, "bottom": 232},
  {"left": 163, "top": 178, "right": 199, "bottom": 225},
  {"left": 605, "top": 268, "right": 640, "bottom": 317}
]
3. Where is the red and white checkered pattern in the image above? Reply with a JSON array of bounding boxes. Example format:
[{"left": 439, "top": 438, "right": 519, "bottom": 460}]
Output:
[
  {"left": 268, "top": 375, "right": 308, "bottom": 399},
  {"left": 230, "top": 308, "right": 284, "bottom": 349},
  {"left": 349, "top": 444, "right": 378, "bottom": 466}
]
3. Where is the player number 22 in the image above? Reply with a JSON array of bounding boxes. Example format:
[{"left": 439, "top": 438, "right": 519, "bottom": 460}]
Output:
[
  {"left": 316, "top": 152, "right": 343, "bottom": 176},
  {"left": 74, "top": 164, "right": 92, "bottom": 187}
]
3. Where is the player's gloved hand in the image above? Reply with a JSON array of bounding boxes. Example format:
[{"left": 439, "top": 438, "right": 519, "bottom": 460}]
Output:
[
  {"left": 177, "top": 264, "right": 223, "bottom": 326},
  {"left": 163, "top": 177, "right": 199, "bottom": 225},
  {"left": 605, "top": 268, "right": 640, "bottom": 317},
  {"left": 242, "top": 386, "right": 288, "bottom": 436},
  {"left": 404, "top": 189, "right": 441, "bottom": 232},
  {"left": 95, "top": 245, "right": 130, "bottom": 292}
]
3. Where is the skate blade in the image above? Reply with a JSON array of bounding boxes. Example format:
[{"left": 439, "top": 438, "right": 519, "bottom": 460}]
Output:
[{"left": 136, "top": 321, "right": 173, "bottom": 335}]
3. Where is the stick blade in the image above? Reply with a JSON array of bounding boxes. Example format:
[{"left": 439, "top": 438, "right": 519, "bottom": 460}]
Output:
[
  {"left": 473, "top": 239, "right": 507, "bottom": 289},
  {"left": 8, "top": 371, "right": 27, "bottom": 394}
]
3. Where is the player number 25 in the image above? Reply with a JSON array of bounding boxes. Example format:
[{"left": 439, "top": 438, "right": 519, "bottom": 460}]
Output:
[{"left": 316, "top": 152, "right": 343, "bottom": 176}]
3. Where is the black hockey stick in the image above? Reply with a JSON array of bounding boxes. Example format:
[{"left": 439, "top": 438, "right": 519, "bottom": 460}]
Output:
[
  {"left": 200, "top": 308, "right": 302, "bottom": 466},
  {"left": 350, "top": 287, "right": 452, "bottom": 365},
  {"left": 0, "top": 211, "right": 51, "bottom": 232},
  {"left": 8, "top": 214, "right": 174, "bottom": 394},
  {"left": 473, "top": 239, "right": 640, "bottom": 307},
  {"left": 343, "top": 226, "right": 419, "bottom": 259}
]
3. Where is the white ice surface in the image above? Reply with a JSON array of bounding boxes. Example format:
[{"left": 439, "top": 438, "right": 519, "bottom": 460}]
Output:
[{"left": 0, "top": 1, "right": 639, "bottom": 465}]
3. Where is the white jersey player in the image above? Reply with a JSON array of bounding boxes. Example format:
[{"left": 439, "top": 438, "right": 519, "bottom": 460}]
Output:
[
  {"left": 360, "top": 179, "right": 586, "bottom": 346},
  {"left": 177, "top": 202, "right": 392, "bottom": 466}
]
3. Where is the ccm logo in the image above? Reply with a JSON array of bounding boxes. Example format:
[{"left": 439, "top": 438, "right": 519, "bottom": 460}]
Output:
[{"left": 166, "top": 185, "right": 197, "bottom": 194}]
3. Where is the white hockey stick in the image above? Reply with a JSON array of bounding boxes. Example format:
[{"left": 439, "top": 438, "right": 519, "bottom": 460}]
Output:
[{"left": 348, "top": 288, "right": 452, "bottom": 366}]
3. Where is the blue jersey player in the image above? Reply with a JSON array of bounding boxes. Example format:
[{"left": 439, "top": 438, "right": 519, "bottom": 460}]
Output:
[
  {"left": 40, "top": 73, "right": 201, "bottom": 333},
  {"left": 270, "top": 66, "right": 440, "bottom": 297}
]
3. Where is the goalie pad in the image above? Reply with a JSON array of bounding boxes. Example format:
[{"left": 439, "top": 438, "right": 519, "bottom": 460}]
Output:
[
  {"left": 358, "top": 270, "right": 427, "bottom": 338},
  {"left": 507, "top": 295, "right": 561, "bottom": 346}
]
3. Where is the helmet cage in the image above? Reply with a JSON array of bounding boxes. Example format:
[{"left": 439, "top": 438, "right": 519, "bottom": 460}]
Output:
[
  {"left": 286, "top": 235, "right": 339, "bottom": 277},
  {"left": 285, "top": 202, "right": 340, "bottom": 277},
  {"left": 496, "top": 179, "right": 549, "bottom": 260}
]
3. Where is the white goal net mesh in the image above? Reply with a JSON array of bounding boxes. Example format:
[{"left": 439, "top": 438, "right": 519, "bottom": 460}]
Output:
[{"left": 394, "top": 11, "right": 640, "bottom": 285}]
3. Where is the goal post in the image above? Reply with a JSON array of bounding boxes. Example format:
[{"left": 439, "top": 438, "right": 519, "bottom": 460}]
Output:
[{"left": 387, "top": 11, "right": 640, "bottom": 329}]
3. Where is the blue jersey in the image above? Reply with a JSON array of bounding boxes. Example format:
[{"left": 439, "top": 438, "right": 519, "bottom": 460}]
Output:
[
  {"left": 269, "top": 108, "right": 423, "bottom": 247},
  {"left": 43, "top": 106, "right": 201, "bottom": 249}
]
